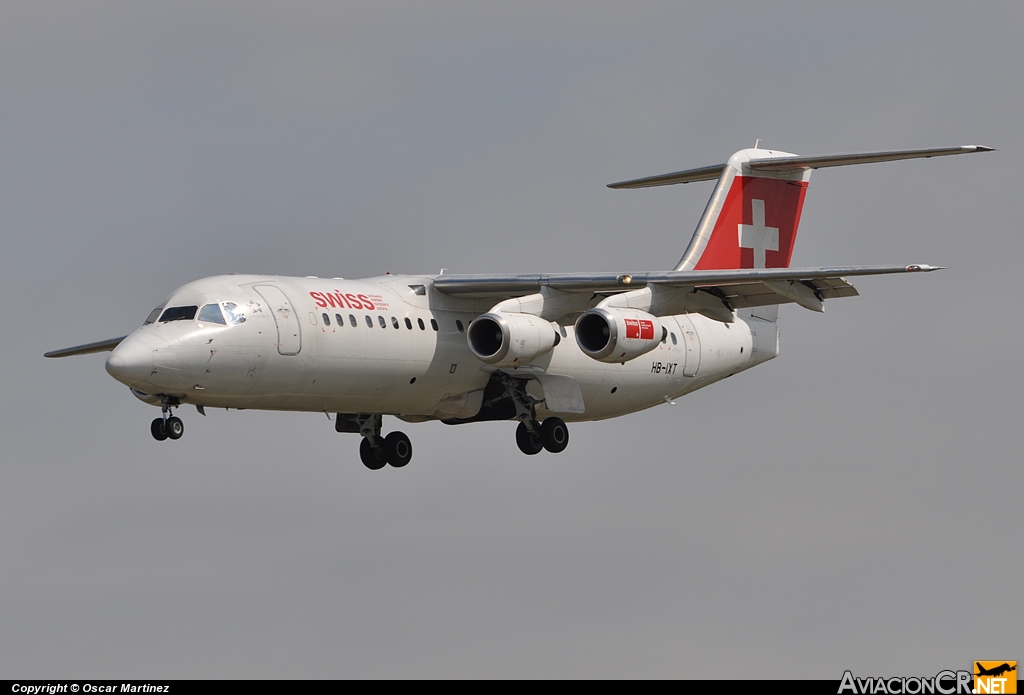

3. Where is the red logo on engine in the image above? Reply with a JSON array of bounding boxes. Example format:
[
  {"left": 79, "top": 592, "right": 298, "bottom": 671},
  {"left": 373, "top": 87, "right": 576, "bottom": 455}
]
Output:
[{"left": 625, "top": 319, "right": 655, "bottom": 340}]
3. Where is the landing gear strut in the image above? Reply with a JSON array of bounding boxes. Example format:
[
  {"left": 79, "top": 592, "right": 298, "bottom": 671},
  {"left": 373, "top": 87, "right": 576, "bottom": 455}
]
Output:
[
  {"left": 151, "top": 398, "right": 184, "bottom": 442},
  {"left": 339, "top": 413, "right": 414, "bottom": 470},
  {"left": 498, "top": 375, "right": 570, "bottom": 456}
]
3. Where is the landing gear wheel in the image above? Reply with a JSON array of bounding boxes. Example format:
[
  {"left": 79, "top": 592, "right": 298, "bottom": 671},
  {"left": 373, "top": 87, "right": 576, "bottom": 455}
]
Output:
[
  {"left": 151, "top": 418, "right": 168, "bottom": 441},
  {"left": 166, "top": 416, "right": 184, "bottom": 440},
  {"left": 540, "top": 417, "right": 569, "bottom": 453},
  {"left": 359, "top": 437, "right": 388, "bottom": 470},
  {"left": 516, "top": 421, "right": 543, "bottom": 455},
  {"left": 384, "top": 431, "right": 413, "bottom": 468}
]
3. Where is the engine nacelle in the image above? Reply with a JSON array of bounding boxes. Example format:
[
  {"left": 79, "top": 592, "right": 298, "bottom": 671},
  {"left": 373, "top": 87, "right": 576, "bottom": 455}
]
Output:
[
  {"left": 575, "top": 307, "right": 665, "bottom": 363},
  {"left": 467, "top": 312, "right": 559, "bottom": 367}
]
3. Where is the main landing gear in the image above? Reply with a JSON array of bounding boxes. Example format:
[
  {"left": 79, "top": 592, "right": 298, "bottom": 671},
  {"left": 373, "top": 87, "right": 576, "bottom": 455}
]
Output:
[
  {"left": 501, "top": 375, "right": 570, "bottom": 456},
  {"left": 515, "top": 417, "right": 569, "bottom": 455},
  {"left": 337, "top": 413, "right": 413, "bottom": 470},
  {"left": 151, "top": 399, "right": 184, "bottom": 442}
]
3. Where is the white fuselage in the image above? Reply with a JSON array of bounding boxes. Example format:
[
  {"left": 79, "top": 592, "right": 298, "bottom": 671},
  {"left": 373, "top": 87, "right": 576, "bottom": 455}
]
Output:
[{"left": 106, "top": 274, "right": 779, "bottom": 422}]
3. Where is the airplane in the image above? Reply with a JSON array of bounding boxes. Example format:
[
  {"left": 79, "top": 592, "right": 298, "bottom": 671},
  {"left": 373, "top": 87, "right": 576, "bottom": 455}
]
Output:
[
  {"left": 975, "top": 663, "right": 1016, "bottom": 678},
  {"left": 45, "top": 144, "right": 992, "bottom": 469}
]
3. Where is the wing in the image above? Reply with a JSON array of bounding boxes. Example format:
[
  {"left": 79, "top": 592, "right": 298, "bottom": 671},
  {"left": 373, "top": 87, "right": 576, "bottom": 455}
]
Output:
[
  {"left": 432, "top": 265, "right": 941, "bottom": 321},
  {"left": 44, "top": 336, "right": 127, "bottom": 358}
]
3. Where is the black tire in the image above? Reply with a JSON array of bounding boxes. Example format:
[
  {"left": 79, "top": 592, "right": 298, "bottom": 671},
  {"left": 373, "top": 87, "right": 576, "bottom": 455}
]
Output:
[
  {"left": 540, "top": 417, "right": 569, "bottom": 453},
  {"left": 166, "top": 416, "right": 184, "bottom": 440},
  {"left": 151, "top": 418, "right": 168, "bottom": 441},
  {"left": 359, "top": 437, "right": 388, "bottom": 470},
  {"left": 516, "top": 421, "right": 543, "bottom": 455},
  {"left": 384, "top": 431, "right": 413, "bottom": 468}
]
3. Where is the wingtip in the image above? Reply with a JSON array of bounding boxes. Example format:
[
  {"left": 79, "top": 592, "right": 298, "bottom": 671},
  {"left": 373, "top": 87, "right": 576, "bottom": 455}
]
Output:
[
  {"left": 967, "top": 145, "right": 996, "bottom": 152},
  {"left": 906, "top": 264, "right": 945, "bottom": 272}
]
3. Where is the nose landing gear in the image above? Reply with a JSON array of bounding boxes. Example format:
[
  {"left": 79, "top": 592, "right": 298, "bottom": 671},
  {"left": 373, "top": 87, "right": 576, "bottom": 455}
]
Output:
[{"left": 151, "top": 398, "right": 184, "bottom": 441}]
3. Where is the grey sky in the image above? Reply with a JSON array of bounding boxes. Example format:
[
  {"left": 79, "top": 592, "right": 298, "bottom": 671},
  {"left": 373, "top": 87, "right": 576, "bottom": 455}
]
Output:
[{"left": 2, "top": 1, "right": 1020, "bottom": 678}]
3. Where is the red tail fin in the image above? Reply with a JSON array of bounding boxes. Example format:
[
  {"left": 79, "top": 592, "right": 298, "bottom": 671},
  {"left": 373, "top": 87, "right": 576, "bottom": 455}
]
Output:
[
  {"left": 692, "top": 174, "right": 808, "bottom": 270},
  {"left": 682, "top": 149, "right": 810, "bottom": 271}
]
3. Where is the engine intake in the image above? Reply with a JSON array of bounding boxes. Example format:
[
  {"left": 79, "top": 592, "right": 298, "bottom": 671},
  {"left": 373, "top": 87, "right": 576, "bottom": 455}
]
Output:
[
  {"left": 468, "top": 312, "right": 559, "bottom": 367},
  {"left": 575, "top": 307, "right": 665, "bottom": 363}
]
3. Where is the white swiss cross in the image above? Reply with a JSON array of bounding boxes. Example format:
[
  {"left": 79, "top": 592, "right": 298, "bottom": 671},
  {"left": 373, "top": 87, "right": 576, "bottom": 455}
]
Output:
[{"left": 738, "top": 198, "right": 779, "bottom": 268}]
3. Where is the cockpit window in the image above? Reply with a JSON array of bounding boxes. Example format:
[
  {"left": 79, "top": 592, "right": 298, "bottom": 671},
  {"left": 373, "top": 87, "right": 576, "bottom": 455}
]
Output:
[
  {"left": 159, "top": 306, "right": 198, "bottom": 322},
  {"left": 143, "top": 307, "right": 164, "bottom": 325},
  {"left": 222, "top": 302, "right": 246, "bottom": 324},
  {"left": 198, "top": 304, "right": 227, "bottom": 325}
]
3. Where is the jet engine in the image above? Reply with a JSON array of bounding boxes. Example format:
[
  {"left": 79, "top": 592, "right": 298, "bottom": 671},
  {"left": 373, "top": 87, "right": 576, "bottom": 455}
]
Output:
[
  {"left": 467, "top": 312, "right": 559, "bottom": 367},
  {"left": 574, "top": 307, "right": 665, "bottom": 363}
]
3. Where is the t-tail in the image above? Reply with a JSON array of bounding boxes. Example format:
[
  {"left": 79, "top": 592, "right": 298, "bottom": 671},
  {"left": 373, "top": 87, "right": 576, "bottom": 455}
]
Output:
[{"left": 608, "top": 144, "right": 994, "bottom": 272}]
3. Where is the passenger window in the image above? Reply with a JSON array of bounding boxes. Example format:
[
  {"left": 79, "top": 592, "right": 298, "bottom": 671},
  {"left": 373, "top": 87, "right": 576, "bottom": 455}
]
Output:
[
  {"left": 404, "top": 318, "right": 412, "bottom": 330},
  {"left": 417, "top": 318, "right": 425, "bottom": 330},
  {"left": 159, "top": 306, "right": 198, "bottom": 322},
  {"left": 670, "top": 332, "right": 677, "bottom": 345},
  {"left": 222, "top": 302, "right": 246, "bottom": 324},
  {"left": 365, "top": 315, "right": 373, "bottom": 328},
  {"left": 198, "top": 304, "right": 227, "bottom": 325},
  {"left": 322, "top": 313, "right": 331, "bottom": 326},
  {"left": 430, "top": 318, "right": 438, "bottom": 331},
  {"left": 335, "top": 314, "right": 343, "bottom": 326},
  {"left": 349, "top": 314, "right": 357, "bottom": 327},
  {"left": 143, "top": 307, "right": 164, "bottom": 326},
  {"left": 392, "top": 317, "right": 400, "bottom": 329},
  {"left": 456, "top": 320, "right": 464, "bottom": 332},
  {"left": 378, "top": 315, "right": 387, "bottom": 329}
]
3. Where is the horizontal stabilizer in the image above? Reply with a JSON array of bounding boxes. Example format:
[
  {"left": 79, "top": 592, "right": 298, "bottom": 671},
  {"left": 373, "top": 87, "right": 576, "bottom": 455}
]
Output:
[
  {"left": 607, "top": 145, "right": 992, "bottom": 189},
  {"left": 608, "top": 163, "right": 725, "bottom": 189},
  {"left": 748, "top": 145, "right": 993, "bottom": 172},
  {"left": 44, "top": 336, "right": 126, "bottom": 358}
]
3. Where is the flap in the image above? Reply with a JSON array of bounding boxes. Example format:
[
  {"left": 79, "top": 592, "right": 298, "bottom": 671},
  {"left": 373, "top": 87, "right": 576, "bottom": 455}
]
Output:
[{"left": 533, "top": 373, "right": 586, "bottom": 414}]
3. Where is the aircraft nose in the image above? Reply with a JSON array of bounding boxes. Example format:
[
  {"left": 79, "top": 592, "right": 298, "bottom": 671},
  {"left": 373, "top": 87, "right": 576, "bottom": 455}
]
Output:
[{"left": 105, "top": 339, "right": 153, "bottom": 385}]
